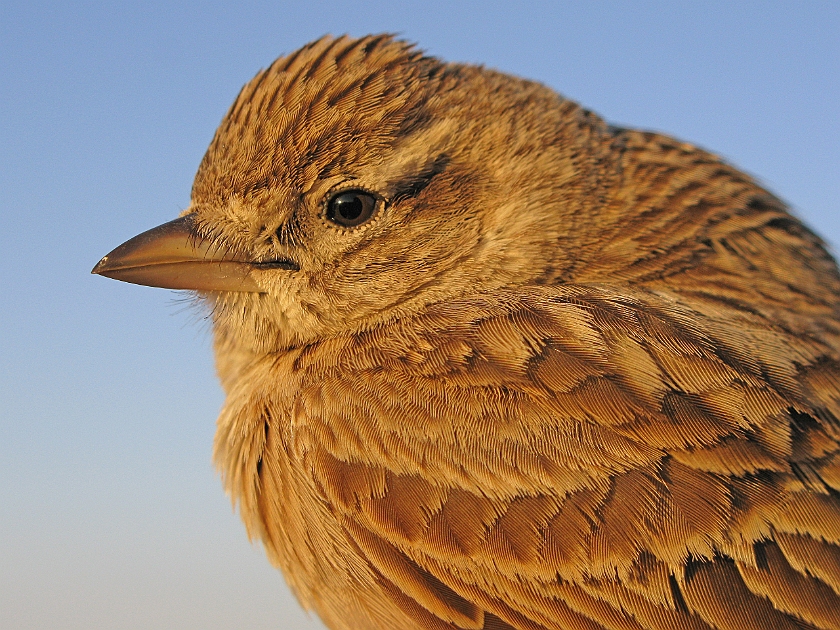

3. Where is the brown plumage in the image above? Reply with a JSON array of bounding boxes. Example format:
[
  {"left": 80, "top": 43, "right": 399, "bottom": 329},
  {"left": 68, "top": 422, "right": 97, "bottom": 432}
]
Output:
[{"left": 93, "top": 34, "right": 840, "bottom": 630}]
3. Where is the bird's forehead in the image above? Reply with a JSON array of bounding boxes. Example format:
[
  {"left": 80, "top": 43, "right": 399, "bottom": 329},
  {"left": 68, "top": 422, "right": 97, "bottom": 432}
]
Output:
[{"left": 191, "top": 35, "right": 443, "bottom": 203}]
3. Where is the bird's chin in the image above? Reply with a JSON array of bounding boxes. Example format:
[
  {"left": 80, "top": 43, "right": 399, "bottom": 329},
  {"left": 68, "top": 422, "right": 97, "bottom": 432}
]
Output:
[{"left": 205, "top": 288, "right": 322, "bottom": 355}]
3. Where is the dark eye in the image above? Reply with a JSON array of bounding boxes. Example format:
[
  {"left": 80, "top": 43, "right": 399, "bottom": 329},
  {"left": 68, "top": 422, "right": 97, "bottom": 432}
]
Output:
[{"left": 325, "top": 190, "right": 378, "bottom": 227}]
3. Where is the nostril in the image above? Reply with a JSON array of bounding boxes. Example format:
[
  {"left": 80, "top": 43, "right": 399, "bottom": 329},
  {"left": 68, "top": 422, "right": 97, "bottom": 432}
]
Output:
[{"left": 275, "top": 220, "right": 300, "bottom": 246}]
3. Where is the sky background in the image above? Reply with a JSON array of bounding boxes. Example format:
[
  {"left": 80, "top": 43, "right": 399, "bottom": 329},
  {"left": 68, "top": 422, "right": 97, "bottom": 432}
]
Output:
[{"left": 1, "top": 2, "right": 838, "bottom": 629}]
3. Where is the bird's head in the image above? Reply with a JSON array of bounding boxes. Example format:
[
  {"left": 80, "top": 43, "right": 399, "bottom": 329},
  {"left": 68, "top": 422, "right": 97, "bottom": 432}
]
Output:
[{"left": 93, "top": 34, "right": 616, "bottom": 355}]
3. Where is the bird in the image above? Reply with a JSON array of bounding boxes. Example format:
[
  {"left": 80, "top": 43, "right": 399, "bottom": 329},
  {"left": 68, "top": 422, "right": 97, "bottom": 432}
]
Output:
[{"left": 93, "top": 34, "right": 840, "bottom": 630}]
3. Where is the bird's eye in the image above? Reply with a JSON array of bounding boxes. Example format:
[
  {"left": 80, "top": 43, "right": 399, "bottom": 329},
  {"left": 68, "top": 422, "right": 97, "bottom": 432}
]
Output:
[{"left": 325, "top": 190, "right": 379, "bottom": 228}]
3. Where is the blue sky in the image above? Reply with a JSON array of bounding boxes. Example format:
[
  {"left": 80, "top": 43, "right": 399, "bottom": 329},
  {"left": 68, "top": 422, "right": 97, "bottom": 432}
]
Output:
[{"left": 1, "top": 2, "right": 838, "bottom": 629}]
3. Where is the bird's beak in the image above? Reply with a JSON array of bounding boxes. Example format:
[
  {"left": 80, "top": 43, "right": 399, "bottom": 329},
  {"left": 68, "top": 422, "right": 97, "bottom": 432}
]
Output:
[{"left": 91, "top": 214, "right": 265, "bottom": 292}]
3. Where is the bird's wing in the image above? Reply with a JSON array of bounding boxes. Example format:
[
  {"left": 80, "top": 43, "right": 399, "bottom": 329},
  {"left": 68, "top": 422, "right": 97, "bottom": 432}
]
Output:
[{"left": 292, "top": 285, "right": 840, "bottom": 630}]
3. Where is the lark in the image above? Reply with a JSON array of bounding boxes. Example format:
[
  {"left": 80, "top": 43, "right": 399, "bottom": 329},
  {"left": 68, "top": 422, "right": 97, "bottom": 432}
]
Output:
[{"left": 94, "top": 34, "right": 840, "bottom": 630}]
